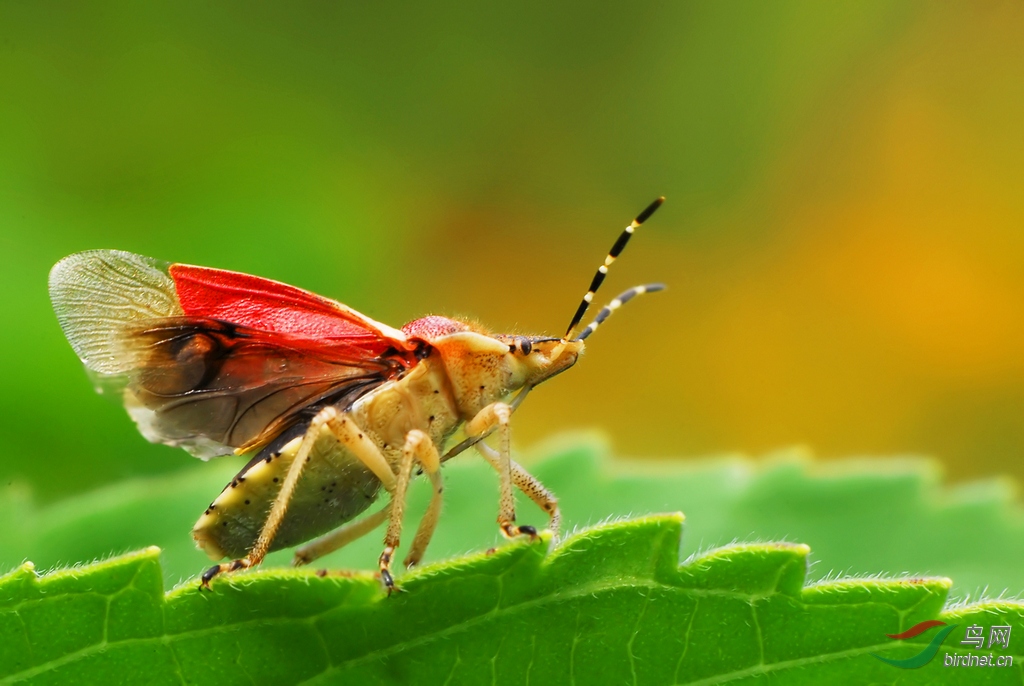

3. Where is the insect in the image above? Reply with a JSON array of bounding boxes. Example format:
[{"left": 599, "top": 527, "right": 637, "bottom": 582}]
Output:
[{"left": 48, "top": 197, "right": 665, "bottom": 590}]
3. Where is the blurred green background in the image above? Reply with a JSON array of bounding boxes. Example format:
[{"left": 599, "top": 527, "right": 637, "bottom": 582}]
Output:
[{"left": 1, "top": 2, "right": 1022, "bottom": 502}]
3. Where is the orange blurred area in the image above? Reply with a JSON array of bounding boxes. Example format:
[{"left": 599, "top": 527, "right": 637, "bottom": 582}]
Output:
[
  {"left": 0, "top": 2, "right": 1022, "bottom": 497},
  {"left": 413, "top": 4, "right": 1024, "bottom": 481}
]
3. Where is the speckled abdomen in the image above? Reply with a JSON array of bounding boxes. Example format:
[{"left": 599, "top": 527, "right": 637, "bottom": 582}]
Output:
[{"left": 192, "top": 419, "right": 382, "bottom": 560}]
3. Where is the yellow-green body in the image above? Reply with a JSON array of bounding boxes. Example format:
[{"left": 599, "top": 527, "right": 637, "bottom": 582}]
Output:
[{"left": 192, "top": 330, "right": 581, "bottom": 560}]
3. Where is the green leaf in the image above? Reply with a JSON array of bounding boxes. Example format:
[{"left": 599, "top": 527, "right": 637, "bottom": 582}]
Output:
[
  {"left": 4, "top": 438, "right": 1024, "bottom": 682},
  {"left": 1, "top": 437, "right": 1022, "bottom": 598},
  {"left": 1, "top": 515, "right": 1021, "bottom": 685}
]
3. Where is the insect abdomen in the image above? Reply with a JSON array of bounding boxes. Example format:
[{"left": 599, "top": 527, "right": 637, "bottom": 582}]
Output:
[{"left": 193, "top": 420, "right": 381, "bottom": 560}]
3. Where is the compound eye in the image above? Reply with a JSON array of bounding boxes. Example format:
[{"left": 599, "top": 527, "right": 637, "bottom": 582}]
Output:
[{"left": 521, "top": 339, "right": 533, "bottom": 355}]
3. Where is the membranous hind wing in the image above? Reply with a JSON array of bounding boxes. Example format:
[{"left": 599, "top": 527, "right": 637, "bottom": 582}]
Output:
[
  {"left": 49, "top": 250, "right": 417, "bottom": 458},
  {"left": 124, "top": 317, "right": 398, "bottom": 458}
]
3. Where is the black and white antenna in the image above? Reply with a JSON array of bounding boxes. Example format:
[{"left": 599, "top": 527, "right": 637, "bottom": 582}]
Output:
[{"left": 563, "top": 197, "right": 665, "bottom": 341}]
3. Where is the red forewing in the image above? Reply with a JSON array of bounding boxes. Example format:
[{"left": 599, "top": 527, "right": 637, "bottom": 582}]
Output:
[
  {"left": 168, "top": 263, "right": 408, "bottom": 356},
  {"left": 49, "top": 250, "right": 416, "bottom": 458}
]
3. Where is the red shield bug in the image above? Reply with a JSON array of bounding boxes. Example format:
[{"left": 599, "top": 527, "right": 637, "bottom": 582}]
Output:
[{"left": 48, "top": 197, "right": 666, "bottom": 590}]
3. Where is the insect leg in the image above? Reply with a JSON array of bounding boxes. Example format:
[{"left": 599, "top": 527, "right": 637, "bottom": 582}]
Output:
[
  {"left": 291, "top": 414, "right": 407, "bottom": 572},
  {"left": 292, "top": 502, "right": 392, "bottom": 567},
  {"left": 402, "top": 434, "right": 443, "bottom": 569},
  {"left": 314, "top": 412, "right": 417, "bottom": 589},
  {"left": 200, "top": 405, "right": 338, "bottom": 588},
  {"left": 323, "top": 414, "right": 398, "bottom": 492},
  {"left": 475, "top": 442, "right": 561, "bottom": 537},
  {"left": 465, "top": 402, "right": 536, "bottom": 540},
  {"left": 377, "top": 430, "right": 418, "bottom": 591}
]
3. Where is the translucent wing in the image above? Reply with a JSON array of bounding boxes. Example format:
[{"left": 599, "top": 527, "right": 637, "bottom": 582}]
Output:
[
  {"left": 49, "top": 250, "right": 416, "bottom": 458},
  {"left": 49, "top": 250, "right": 184, "bottom": 374}
]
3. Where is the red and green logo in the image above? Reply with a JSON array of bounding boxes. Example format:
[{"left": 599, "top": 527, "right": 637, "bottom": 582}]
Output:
[{"left": 871, "top": 620, "right": 958, "bottom": 669}]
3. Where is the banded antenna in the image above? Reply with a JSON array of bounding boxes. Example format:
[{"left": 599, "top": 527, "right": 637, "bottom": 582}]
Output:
[
  {"left": 563, "top": 196, "right": 665, "bottom": 341},
  {"left": 575, "top": 283, "right": 666, "bottom": 341}
]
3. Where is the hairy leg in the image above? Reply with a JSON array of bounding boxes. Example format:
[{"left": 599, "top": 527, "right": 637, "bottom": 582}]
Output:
[
  {"left": 465, "top": 402, "right": 535, "bottom": 539},
  {"left": 475, "top": 442, "right": 560, "bottom": 536},
  {"left": 403, "top": 435, "right": 443, "bottom": 568},
  {"left": 378, "top": 430, "right": 445, "bottom": 589},
  {"left": 201, "top": 407, "right": 399, "bottom": 588},
  {"left": 201, "top": 405, "right": 338, "bottom": 587},
  {"left": 292, "top": 502, "right": 391, "bottom": 566}
]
